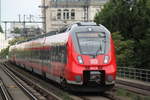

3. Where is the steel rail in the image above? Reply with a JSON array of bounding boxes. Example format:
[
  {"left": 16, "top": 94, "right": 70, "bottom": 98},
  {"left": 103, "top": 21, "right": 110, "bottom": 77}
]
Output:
[
  {"left": 3, "top": 63, "right": 62, "bottom": 100},
  {"left": 0, "top": 79, "right": 12, "bottom": 100},
  {"left": 1, "top": 64, "right": 38, "bottom": 100},
  {"left": 116, "top": 79, "right": 150, "bottom": 96},
  {"left": 4, "top": 62, "right": 122, "bottom": 100}
]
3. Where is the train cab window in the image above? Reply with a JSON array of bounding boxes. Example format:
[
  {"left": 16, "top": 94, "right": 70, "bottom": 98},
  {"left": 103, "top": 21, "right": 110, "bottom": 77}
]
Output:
[{"left": 76, "top": 32, "right": 106, "bottom": 56}]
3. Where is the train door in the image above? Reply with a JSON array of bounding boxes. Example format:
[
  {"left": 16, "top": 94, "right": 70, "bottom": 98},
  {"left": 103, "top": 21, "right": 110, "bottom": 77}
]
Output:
[
  {"left": 41, "top": 36, "right": 47, "bottom": 78},
  {"left": 60, "top": 45, "right": 67, "bottom": 77}
]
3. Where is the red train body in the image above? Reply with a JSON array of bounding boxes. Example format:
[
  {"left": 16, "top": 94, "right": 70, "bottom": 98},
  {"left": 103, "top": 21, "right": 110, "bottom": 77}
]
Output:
[{"left": 9, "top": 22, "right": 117, "bottom": 92}]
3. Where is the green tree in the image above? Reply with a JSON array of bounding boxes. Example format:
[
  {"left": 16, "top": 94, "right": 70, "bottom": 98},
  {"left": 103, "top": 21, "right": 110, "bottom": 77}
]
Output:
[
  {"left": 0, "top": 25, "right": 3, "bottom": 33},
  {"left": 139, "top": 30, "right": 150, "bottom": 69},
  {"left": 95, "top": 0, "right": 150, "bottom": 41},
  {"left": 0, "top": 46, "right": 9, "bottom": 59},
  {"left": 8, "top": 37, "right": 26, "bottom": 45},
  {"left": 0, "top": 37, "right": 27, "bottom": 59},
  {"left": 11, "top": 27, "right": 21, "bottom": 34},
  {"left": 112, "top": 32, "right": 135, "bottom": 66},
  {"left": 94, "top": 0, "right": 150, "bottom": 68}
]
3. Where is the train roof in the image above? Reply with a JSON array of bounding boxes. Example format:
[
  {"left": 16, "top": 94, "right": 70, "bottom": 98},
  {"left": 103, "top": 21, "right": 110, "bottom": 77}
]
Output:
[
  {"left": 76, "top": 22, "right": 97, "bottom": 26},
  {"left": 15, "top": 22, "right": 109, "bottom": 45}
]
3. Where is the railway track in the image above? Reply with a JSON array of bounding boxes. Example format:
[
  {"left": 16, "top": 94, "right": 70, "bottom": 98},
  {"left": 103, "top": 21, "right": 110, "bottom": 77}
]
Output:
[
  {"left": 1, "top": 62, "right": 80, "bottom": 100},
  {"left": 0, "top": 78, "right": 12, "bottom": 100},
  {"left": 116, "top": 79, "right": 150, "bottom": 96},
  {"left": 2, "top": 61, "right": 146, "bottom": 100},
  {"left": 0, "top": 63, "right": 62, "bottom": 100},
  {"left": 1, "top": 64, "right": 40, "bottom": 100},
  {"left": 77, "top": 76, "right": 150, "bottom": 99}
]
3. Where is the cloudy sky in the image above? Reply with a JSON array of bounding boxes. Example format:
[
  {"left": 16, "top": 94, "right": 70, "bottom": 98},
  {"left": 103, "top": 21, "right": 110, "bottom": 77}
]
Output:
[
  {"left": 1, "top": 0, "right": 41, "bottom": 21},
  {"left": 0, "top": 0, "right": 41, "bottom": 49}
]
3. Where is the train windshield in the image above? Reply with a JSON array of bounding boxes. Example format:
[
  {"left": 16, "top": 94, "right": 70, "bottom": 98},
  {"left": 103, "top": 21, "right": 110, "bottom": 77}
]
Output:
[{"left": 77, "top": 32, "right": 106, "bottom": 55}]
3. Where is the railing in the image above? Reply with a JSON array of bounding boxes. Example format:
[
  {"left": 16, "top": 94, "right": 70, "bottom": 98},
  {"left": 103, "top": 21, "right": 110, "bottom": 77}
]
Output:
[{"left": 117, "top": 67, "right": 150, "bottom": 82}]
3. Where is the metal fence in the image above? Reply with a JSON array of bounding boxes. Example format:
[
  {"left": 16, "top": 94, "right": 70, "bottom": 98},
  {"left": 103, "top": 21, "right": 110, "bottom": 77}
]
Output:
[{"left": 117, "top": 67, "right": 150, "bottom": 82}]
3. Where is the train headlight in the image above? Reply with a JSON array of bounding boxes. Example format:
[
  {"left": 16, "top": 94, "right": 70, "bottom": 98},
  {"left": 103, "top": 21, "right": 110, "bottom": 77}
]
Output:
[
  {"left": 104, "top": 56, "right": 109, "bottom": 64},
  {"left": 78, "top": 56, "right": 83, "bottom": 64}
]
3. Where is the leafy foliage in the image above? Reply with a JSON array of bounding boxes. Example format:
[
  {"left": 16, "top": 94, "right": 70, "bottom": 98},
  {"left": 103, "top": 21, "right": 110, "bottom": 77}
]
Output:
[
  {"left": 139, "top": 31, "right": 150, "bottom": 69},
  {"left": 0, "top": 37, "right": 27, "bottom": 59},
  {"left": 11, "top": 27, "right": 21, "bottom": 34},
  {"left": 0, "top": 46, "right": 9, "bottom": 59},
  {"left": 8, "top": 37, "right": 26, "bottom": 45},
  {"left": 95, "top": 0, "right": 150, "bottom": 40},
  {"left": 112, "top": 32, "right": 135, "bottom": 66},
  {"left": 95, "top": 0, "right": 150, "bottom": 68},
  {"left": 0, "top": 25, "right": 3, "bottom": 33}
]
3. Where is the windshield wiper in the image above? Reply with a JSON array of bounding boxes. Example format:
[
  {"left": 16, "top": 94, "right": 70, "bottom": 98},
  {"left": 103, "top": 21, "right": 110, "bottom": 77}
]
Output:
[
  {"left": 95, "top": 39, "right": 104, "bottom": 57},
  {"left": 95, "top": 44, "right": 102, "bottom": 57}
]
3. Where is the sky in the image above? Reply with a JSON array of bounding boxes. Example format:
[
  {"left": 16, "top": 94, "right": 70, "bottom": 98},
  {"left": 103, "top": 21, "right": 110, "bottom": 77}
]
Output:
[
  {"left": 1, "top": 0, "right": 41, "bottom": 23},
  {"left": 0, "top": 0, "right": 41, "bottom": 50}
]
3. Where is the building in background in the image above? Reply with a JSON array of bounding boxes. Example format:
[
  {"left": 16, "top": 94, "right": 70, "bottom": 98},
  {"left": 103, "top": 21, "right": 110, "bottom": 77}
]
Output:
[
  {"left": 10, "top": 23, "right": 42, "bottom": 37},
  {"left": 21, "top": 27, "right": 42, "bottom": 37},
  {"left": 41, "top": 0, "right": 109, "bottom": 32}
]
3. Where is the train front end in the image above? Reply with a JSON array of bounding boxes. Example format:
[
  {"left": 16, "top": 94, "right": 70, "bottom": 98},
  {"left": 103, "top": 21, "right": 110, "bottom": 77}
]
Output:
[{"left": 65, "top": 22, "right": 117, "bottom": 92}]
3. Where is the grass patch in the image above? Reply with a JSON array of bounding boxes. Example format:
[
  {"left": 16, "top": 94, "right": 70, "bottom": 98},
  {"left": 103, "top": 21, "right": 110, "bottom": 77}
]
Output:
[
  {"left": 116, "top": 88, "right": 150, "bottom": 100},
  {"left": 53, "top": 89, "right": 73, "bottom": 100}
]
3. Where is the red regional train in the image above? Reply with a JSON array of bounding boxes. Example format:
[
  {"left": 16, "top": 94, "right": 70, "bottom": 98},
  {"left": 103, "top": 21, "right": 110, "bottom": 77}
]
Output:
[{"left": 9, "top": 22, "right": 117, "bottom": 92}]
